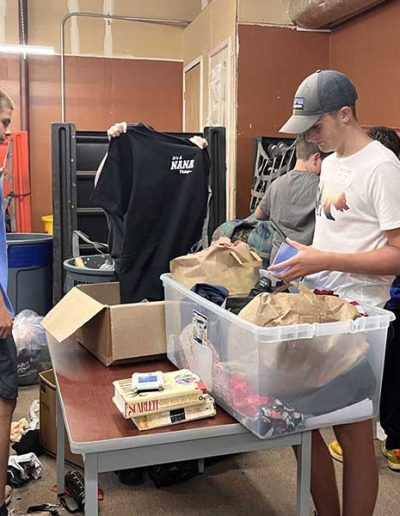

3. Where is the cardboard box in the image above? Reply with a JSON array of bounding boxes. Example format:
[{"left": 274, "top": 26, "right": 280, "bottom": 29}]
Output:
[
  {"left": 39, "top": 369, "right": 83, "bottom": 468},
  {"left": 42, "top": 282, "right": 167, "bottom": 366}
]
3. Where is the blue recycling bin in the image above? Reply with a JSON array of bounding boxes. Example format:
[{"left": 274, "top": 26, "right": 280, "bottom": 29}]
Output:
[{"left": 7, "top": 233, "right": 53, "bottom": 315}]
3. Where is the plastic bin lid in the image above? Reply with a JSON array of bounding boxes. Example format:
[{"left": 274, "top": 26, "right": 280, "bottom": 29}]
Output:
[
  {"left": 7, "top": 233, "right": 53, "bottom": 245},
  {"left": 63, "top": 255, "right": 115, "bottom": 276}
]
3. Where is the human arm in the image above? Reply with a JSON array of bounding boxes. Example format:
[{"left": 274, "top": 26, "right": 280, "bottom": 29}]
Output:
[
  {"left": 268, "top": 228, "right": 400, "bottom": 281},
  {"left": 270, "top": 160, "right": 400, "bottom": 281},
  {"left": 93, "top": 121, "right": 128, "bottom": 187},
  {"left": 255, "top": 187, "right": 271, "bottom": 220},
  {"left": 0, "top": 293, "right": 12, "bottom": 339},
  {"left": 94, "top": 153, "right": 107, "bottom": 187},
  {"left": 255, "top": 204, "right": 268, "bottom": 220}
]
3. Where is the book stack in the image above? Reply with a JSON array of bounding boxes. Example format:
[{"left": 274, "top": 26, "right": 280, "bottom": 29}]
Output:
[{"left": 112, "top": 369, "right": 216, "bottom": 431}]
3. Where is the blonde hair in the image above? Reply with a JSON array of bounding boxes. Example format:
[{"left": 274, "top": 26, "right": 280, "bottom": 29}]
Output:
[{"left": 0, "top": 90, "right": 14, "bottom": 111}]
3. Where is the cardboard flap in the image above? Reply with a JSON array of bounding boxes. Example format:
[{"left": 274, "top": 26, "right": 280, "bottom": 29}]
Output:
[{"left": 42, "top": 287, "right": 106, "bottom": 342}]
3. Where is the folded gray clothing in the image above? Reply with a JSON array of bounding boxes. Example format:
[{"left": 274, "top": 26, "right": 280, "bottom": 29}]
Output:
[{"left": 282, "top": 356, "right": 377, "bottom": 416}]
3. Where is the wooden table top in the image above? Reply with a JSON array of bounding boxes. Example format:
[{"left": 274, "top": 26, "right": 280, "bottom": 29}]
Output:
[{"left": 47, "top": 335, "right": 236, "bottom": 446}]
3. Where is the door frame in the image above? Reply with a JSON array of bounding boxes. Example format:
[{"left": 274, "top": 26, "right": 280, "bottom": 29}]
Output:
[
  {"left": 209, "top": 37, "right": 236, "bottom": 218},
  {"left": 183, "top": 56, "right": 204, "bottom": 132}
]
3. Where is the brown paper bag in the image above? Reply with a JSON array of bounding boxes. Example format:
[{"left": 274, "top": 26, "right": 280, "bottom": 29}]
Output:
[
  {"left": 238, "top": 282, "right": 360, "bottom": 326},
  {"left": 170, "top": 239, "right": 262, "bottom": 295},
  {"left": 236, "top": 283, "right": 366, "bottom": 394}
]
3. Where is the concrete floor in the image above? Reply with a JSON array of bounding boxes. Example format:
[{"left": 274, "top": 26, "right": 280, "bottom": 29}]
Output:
[{"left": 7, "top": 384, "right": 400, "bottom": 515}]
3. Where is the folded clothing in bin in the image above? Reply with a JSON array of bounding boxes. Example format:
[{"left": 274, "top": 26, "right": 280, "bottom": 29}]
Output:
[
  {"left": 173, "top": 319, "right": 375, "bottom": 436},
  {"left": 235, "top": 285, "right": 368, "bottom": 396},
  {"left": 221, "top": 327, "right": 369, "bottom": 398},
  {"left": 212, "top": 362, "right": 305, "bottom": 438},
  {"left": 286, "top": 355, "right": 377, "bottom": 416},
  {"left": 162, "top": 273, "right": 392, "bottom": 438},
  {"left": 257, "top": 333, "right": 369, "bottom": 396},
  {"left": 174, "top": 323, "right": 305, "bottom": 437},
  {"left": 191, "top": 283, "right": 228, "bottom": 306}
]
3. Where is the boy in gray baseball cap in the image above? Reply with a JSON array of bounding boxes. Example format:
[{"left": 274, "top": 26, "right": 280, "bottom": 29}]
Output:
[
  {"left": 280, "top": 70, "right": 358, "bottom": 135},
  {"left": 270, "top": 70, "right": 400, "bottom": 516}
]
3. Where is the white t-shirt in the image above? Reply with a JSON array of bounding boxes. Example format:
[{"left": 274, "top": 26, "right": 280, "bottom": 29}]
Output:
[{"left": 306, "top": 140, "right": 400, "bottom": 307}]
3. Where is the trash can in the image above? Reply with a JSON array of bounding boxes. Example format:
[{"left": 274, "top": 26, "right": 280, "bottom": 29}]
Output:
[
  {"left": 63, "top": 254, "right": 116, "bottom": 292},
  {"left": 7, "top": 233, "right": 53, "bottom": 316}
]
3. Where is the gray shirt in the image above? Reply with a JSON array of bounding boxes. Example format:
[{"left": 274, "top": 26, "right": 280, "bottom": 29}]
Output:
[{"left": 258, "top": 169, "right": 320, "bottom": 261}]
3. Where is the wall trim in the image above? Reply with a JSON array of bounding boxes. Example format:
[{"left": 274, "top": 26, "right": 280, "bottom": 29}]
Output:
[
  {"left": 238, "top": 21, "right": 295, "bottom": 29},
  {"left": 209, "top": 38, "right": 230, "bottom": 58},
  {"left": 183, "top": 55, "right": 204, "bottom": 131},
  {"left": 60, "top": 52, "right": 184, "bottom": 62},
  {"left": 208, "top": 37, "right": 236, "bottom": 218},
  {"left": 237, "top": 21, "right": 331, "bottom": 33}
]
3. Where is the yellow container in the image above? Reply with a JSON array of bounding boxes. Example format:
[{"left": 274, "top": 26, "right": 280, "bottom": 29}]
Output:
[{"left": 41, "top": 215, "right": 53, "bottom": 235}]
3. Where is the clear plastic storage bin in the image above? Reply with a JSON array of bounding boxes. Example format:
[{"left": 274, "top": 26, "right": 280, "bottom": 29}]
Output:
[{"left": 161, "top": 274, "right": 394, "bottom": 439}]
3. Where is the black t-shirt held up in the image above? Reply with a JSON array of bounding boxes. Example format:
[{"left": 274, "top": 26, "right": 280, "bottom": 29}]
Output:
[{"left": 92, "top": 124, "right": 209, "bottom": 303}]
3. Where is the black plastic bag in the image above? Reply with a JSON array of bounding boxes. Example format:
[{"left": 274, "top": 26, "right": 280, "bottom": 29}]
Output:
[{"left": 148, "top": 460, "right": 200, "bottom": 488}]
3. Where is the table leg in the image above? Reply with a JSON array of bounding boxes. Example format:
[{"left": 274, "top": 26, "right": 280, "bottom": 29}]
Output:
[
  {"left": 296, "top": 431, "right": 312, "bottom": 516},
  {"left": 198, "top": 458, "right": 205, "bottom": 474},
  {"left": 56, "top": 390, "right": 65, "bottom": 495},
  {"left": 85, "top": 453, "right": 99, "bottom": 516}
]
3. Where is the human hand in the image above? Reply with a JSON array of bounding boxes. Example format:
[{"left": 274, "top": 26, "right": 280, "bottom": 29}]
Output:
[
  {"left": 0, "top": 300, "right": 12, "bottom": 339},
  {"left": 107, "top": 122, "right": 127, "bottom": 140},
  {"left": 189, "top": 136, "right": 208, "bottom": 149},
  {"left": 268, "top": 238, "right": 332, "bottom": 281}
]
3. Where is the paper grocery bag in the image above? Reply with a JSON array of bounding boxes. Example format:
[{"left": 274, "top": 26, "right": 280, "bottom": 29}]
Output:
[
  {"left": 238, "top": 282, "right": 360, "bottom": 326},
  {"left": 170, "top": 239, "right": 262, "bottom": 295}
]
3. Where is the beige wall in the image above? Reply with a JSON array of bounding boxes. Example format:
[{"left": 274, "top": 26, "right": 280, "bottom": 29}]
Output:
[
  {"left": 184, "top": 0, "right": 237, "bottom": 67},
  {"left": 238, "top": 0, "right": 292, "bottom": 25},
  {"left": 183, "top": 0, "right": 237, "bottom": 216},
  {"left": 61, "top": 18, "right": 185, "bottom": 59},
  {"left": 0, "top": 0, "right": 18, "bottom": 44},
  {"left": 1, "top": 0, "right": 203, "bottom": 59}
]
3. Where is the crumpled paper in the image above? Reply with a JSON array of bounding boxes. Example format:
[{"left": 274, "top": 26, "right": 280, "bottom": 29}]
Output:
[{"left": 29, "top": 399, "right": 40, "bottom": 431}]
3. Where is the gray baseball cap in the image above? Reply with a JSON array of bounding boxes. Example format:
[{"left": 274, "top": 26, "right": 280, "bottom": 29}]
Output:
[{"left": 280, "top": 70, "right": 358, "bottom": 134}]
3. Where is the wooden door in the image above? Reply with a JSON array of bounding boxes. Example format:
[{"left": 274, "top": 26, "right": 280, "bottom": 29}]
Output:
[{"left": 184, "top": 62, "right": 201, "bottom": 132}]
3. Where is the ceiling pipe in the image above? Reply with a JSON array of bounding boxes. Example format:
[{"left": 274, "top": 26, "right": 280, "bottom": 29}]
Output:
[{"left": 289, "top": 0, "right": 389, "bottom": 29}]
